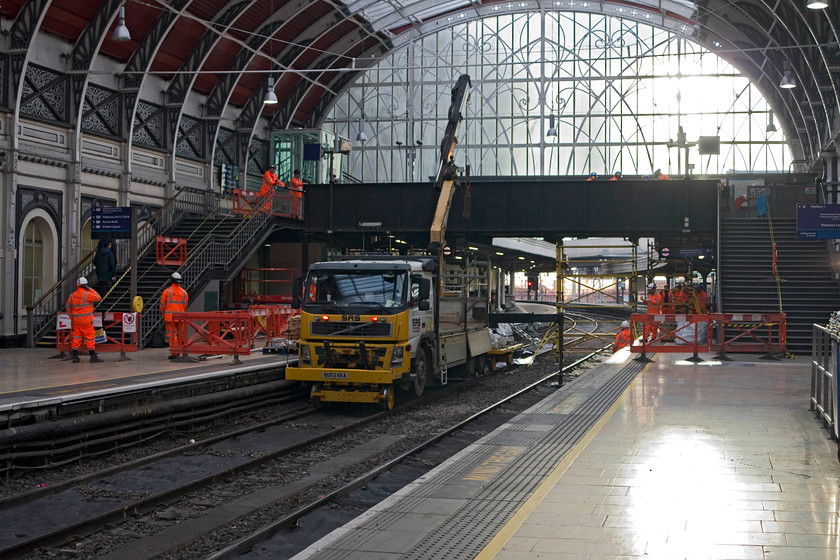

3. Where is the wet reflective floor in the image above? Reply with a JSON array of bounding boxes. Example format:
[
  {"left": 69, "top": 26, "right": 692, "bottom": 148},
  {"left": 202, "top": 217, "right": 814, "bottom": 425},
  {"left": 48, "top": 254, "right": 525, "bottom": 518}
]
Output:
[{"left": 485, "top": 354, "right": 840, "bottom": 560}]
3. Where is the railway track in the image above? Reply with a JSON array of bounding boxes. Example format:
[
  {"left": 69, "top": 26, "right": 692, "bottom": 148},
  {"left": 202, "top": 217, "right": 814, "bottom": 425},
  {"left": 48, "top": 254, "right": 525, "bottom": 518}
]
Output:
[{"left": 1, "top": 313, "right": 617, "bottom": 559}]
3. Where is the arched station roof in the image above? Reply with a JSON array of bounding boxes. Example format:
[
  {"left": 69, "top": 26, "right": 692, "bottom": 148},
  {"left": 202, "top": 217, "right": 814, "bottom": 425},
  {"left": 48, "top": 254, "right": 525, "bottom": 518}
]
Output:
[{"left": 2, "top": 0, "right": 837, "bottom": 167}]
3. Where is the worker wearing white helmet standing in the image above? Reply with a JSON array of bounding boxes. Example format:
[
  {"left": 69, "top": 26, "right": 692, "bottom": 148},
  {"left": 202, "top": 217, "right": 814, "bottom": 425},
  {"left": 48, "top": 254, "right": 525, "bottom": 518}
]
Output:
[
  {"left": 612, "top": 320, "right": 633, "bottom": 353},
  {"left": 65, "top": 276, "right": 103, "bottom": 363},
  {"left": 160, "top": 272, "right": 189, "bottom": 359}
]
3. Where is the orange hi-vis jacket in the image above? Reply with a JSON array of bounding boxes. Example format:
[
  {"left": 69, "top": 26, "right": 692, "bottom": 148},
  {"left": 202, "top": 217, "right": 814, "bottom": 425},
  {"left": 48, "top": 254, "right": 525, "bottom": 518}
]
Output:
[
  {"left": 289, "top": 177, "right": 304, "bottom": 197},
  {"left": 260, "top": 170, "right": 279, "bottom": 196},
  {"left": 612, "top": 327, "right": 632, "bottom": 352},
  {"left": 66, "top": 286, "right": 101, "bottom": 324},
  {"left": 161, "top": 284, "right": 188, "bottom": 322},
  {"left": 646, "top": 291, "right": 664, "bottom": 314}
]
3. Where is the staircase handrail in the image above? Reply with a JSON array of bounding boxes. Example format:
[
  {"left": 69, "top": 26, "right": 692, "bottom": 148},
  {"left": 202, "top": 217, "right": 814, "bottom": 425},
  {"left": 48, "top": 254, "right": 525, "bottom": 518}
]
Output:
[
  {"left": 139, "top": 192, "right": 285, "bottom": 347},
  {"left": 25, "top": 186, "right": 225, "bottom": 346}
]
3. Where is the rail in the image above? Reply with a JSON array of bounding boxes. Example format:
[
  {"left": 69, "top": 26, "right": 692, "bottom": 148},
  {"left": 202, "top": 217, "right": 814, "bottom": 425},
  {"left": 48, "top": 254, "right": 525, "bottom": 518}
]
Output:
[{"left": 811, "top": 324, "right": 837, "bottom": 442}]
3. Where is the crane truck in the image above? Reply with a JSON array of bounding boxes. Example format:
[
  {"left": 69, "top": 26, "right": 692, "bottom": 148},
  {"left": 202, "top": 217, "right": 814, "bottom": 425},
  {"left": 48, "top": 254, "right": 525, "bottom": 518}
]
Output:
[{"left": 284, "top": 75, "right": 496, "bottom": 410}]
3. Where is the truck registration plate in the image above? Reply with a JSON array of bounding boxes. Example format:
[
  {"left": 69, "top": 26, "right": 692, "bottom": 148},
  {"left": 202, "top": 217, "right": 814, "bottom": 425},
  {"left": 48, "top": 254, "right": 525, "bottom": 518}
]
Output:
[{"left": 323, "top": 372, "right": 348, "bottom": 379}]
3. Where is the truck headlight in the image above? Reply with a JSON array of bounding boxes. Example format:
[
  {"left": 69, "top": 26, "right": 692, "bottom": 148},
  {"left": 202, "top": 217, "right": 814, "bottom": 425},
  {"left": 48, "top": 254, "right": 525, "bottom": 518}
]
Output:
[
  {"left": 300, "top": 345, "right": 311, "bottom": 365},
  {"left": 391, "top": 346, "right": 404, "bottom": 368}
]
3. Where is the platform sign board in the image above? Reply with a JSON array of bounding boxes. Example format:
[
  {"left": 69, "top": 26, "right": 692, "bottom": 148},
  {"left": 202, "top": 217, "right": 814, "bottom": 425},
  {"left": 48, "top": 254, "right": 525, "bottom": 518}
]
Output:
[
  {"left": 92, "top": 206, "right": 132, "bottom": 239},
  {"left": 677, "top": 248, "right": 714, "bottom": 258},
  {"left": 796, "top": 203, "right": 840, "bottom": 239}
]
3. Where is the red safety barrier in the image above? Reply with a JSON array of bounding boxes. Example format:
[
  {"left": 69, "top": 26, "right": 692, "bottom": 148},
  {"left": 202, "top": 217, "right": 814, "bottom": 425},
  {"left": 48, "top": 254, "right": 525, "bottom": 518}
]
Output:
[
  {"left": 710, "top": 313, "right": 786, "bottom": 355},
  {"left": 155, "top": 236, "right": 187, "bottom": 266},
  {"left": 630, "top": 313, "right": 710, "bottom": 356},
  {"left": 232, "top": 189, "right": 302, "bottom": 220},
  {"left": 168, "top": 306, "right": 301, "bottom": 363},
  {"left": 629, "top": 312, "right": 787, "bottom": 358},
  {"left": 56, "top": 312, "right": 139, "bottom": 360},
  {"left": 168, "top": 310, "right": 253, "bottom": 363}
]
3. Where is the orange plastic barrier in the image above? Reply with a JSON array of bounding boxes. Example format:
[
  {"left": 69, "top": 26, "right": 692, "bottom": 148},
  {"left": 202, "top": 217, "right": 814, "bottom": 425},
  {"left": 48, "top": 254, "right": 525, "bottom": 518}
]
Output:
[
  {"left": 629, "top": 312, "right": 786, "bottom": 357},
  {"left": 56, "top": 312, "right": 139, "bottom": 359},
  {"left": 168, "top": 310, "right": 253, "bottom": 363},
  {"left": 232, "top": 189, "right": 302, "bottom": 220},
  {"left": 169, "top": 306, "right": 300, "bottom": 363},
  {"left": 710, "top": 313, "right": 786, "bottom": 355},
  {"left": 630, "top": 313, "right": 710, "bottom": 355},
  {"left": 155, "top": 236, "right": 187, "bottom": 266}
]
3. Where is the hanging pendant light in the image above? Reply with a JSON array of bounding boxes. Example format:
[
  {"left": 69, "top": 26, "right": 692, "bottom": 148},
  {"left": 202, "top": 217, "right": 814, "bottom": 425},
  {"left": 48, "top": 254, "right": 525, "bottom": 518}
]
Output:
[
  {"left": 546, "top": 114, "right": 557, "bottom": 138},
  {"left": 766, "top": 113, "right": 777, "bottom": 133},
  {"left": 112, "top": 4, "right": 131, "bottom": 42},
  {"left": 356, "top": 115, "right": 368, "bottom": 143},
  {"left": 264, "top": 76, "right": 278, "bottom": 104},
  {"left": 806, "top": 0, "right": 828, "bottom": 9},
  {"left": 779, "top": 60, "right": 796, "bottom": 89}
]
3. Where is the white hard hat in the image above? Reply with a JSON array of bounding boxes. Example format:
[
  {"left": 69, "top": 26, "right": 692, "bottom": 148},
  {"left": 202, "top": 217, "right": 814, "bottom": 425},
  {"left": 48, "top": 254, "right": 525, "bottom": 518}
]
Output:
[
  {"left": 621, "top": 320, "right": 630, "bottom": 328},
  {"left": 171, "top": 272, "right": 182, "bottom": 281},
  {"left": 648, "top": 282, "right": 656, "bottom": 289},
  {"left": 78, "top": 277, "right": 88, "bottom": 286}
]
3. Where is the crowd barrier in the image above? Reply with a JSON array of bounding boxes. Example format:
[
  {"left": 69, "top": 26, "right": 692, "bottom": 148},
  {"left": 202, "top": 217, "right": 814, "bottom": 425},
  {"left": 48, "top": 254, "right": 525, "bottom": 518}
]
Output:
[
  {"left": 630, "top": 312, "right": 786, "bottom": 361},
  {"left": 168, "top": 305, "right": 298, "bottom": 364},
  {"left": 810, "top": 324, "right": 837, "bottom": 444},
  {"left": 56, "top": 312, "right": 139, "bottom": 360},
  {"left": 155, "top": 236, "right": 187, "bottom": 266}
]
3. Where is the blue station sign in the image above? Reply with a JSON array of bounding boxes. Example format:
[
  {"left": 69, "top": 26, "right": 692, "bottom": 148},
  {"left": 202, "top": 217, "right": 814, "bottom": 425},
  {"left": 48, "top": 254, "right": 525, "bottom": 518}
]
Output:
[
  {"left": 797, "top": 204, "right": 840, "bottom": 239},
  {"left": 92, "top": 206, "right": 132, "bottom": 239}
]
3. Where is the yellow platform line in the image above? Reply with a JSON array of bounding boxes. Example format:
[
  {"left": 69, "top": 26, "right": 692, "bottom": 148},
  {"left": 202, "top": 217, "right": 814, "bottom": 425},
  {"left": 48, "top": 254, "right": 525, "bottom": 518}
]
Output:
[{"left": 474, "top": 361, "right": 652, "bottom": 559}]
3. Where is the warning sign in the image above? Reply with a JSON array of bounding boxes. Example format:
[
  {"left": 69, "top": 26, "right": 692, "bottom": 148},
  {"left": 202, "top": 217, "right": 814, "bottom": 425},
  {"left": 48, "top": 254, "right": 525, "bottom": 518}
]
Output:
[
  {"left": 122, "top": 312, "right": 137, "bottom": 333},
  {"left": 57, "top": 313, "right": 71, "bottom": 330}
]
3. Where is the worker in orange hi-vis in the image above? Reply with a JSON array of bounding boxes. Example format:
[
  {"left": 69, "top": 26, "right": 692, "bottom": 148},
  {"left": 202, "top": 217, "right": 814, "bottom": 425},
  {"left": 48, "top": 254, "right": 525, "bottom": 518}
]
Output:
[
  {"left": 289, "top": 169, "right": 305, "bottom": 198},
  {"left": 609, "top": 171, "right": 622, "bottom": 181},
  {"left": 644, "top": 283, "right": 664, "bottom": 342},
  {"left": 65, "top": 276, "right": 103, "bottom": 363},
  {"left": 260, "top": 164, "right": 278, "bottom": 197},
  {"left": 653, "top": 169, "right": 670, "bottom": 180},
  {"left": 612, "top": 320, "right": 633, "bottom": 353},
  {"left": 161, "top": 272, "right": 189, "bottom": 359}
]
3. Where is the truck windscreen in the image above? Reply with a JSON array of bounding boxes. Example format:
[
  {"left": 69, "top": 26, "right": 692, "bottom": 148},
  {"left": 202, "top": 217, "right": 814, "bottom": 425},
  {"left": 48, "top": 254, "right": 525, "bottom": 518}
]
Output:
[{"left": 304, "top": 270, "right": 408, "bottom": 313}]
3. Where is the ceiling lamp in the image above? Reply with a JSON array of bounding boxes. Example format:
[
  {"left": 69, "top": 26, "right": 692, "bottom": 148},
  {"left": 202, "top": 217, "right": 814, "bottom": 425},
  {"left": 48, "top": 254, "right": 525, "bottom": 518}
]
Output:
[
  {"left": 356, "top": 116, "right": 368, "bottom": 143},
  {"left": 264, "top": 76, "right": 278, "bottom": 104},
  {"left": 807, "top": 0, "right": 828, "bottom": 8},
  {"left": 546, "top": 114, "right": 557, "bottom": 138},
  {"left": 112, "top": 5, "right": 131, "bottom": 42},
  {"left": 780, "top": 60, "right": 796, "bottom": 89},
  {"left": 766, "top": 113, "right": 777, "bottom": 133}
]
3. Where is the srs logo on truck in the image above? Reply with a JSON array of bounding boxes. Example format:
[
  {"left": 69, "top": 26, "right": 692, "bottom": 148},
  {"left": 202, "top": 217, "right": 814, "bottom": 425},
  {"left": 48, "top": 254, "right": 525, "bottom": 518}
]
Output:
[{"left": 323, "top": 372, "right": 348, "bottom": 379}]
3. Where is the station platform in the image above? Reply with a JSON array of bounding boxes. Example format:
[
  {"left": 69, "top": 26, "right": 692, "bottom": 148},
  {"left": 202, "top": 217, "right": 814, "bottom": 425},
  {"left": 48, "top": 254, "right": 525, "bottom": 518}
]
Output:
[
  {"left": 0, "top": 346, "right": 293, "bottom": 414},
  {"left": 291, "top": 350, "right": 839, "bottom": 560}
]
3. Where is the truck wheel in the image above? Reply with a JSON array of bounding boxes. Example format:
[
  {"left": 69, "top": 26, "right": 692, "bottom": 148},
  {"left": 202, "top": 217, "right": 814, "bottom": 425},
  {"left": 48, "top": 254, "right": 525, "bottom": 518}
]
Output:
[
  {"left": 310, "top": 384, "right": 323, "bottom": 410},
  {"left": 412, "top": 348, "right": 429, "bottom": 397},
  {"left": 380, "top": 386, "right": 395, "bottom": 411}
]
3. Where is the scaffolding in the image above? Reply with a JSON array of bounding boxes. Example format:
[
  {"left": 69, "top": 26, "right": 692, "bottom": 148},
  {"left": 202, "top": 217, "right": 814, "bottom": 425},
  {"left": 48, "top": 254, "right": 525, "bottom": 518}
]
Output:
[{"left": 556, "top": 239, "right": 643, "bottom": 351}]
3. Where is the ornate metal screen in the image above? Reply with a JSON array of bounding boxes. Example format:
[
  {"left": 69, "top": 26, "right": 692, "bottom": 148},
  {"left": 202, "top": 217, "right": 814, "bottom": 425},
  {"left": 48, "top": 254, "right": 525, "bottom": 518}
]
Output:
[{"left": 324, "top": 12, "right": 791, "bottom": 182}]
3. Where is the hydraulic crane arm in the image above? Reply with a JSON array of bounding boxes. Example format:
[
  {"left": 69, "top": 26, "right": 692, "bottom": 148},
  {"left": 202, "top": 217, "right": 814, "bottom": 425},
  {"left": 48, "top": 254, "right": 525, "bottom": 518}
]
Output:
[{"left": 430, "top": 74, "right": 471, "bottom": 247}]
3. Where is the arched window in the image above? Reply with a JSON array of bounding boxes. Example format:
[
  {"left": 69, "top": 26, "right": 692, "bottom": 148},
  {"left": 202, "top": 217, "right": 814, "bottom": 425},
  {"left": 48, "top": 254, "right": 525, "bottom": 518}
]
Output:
[
  {"left": 80, "top": 219, "right": 96, "bottom": 258},
  {"left": 324, "top": 12, "right": 791, "bottom": 182}
]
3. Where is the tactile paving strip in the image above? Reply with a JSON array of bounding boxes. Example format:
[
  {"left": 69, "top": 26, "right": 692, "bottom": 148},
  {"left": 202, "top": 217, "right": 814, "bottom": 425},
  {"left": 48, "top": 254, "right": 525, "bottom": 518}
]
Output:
[{"left": 299, "top": 358, "right": 646, "bottom": 560}]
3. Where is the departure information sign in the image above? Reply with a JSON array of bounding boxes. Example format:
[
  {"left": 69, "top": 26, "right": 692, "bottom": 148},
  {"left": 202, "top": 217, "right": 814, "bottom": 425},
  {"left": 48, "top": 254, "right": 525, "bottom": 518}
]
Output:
[
  {"left": 797, "top": 203, "right": 840, "bottom": 239},
  {"left": 92, "top": 206, "right": 132, "bottom": 239}
]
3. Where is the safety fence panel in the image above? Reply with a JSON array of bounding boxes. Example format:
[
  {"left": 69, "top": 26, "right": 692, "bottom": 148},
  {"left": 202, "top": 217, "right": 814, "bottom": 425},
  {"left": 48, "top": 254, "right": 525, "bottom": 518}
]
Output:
[
  {"left": 232, "top": 189, "right": 303, "bottom": 220},
  {"left": 56, "top": 312, "right": 139, "bottom": 355},
  {"left": 630, "top": 313, "right": 710, "bottom": 355},
  {"left": 810, "top": 324, "right": 837, "bottom": 441},
  {"left": 248, "top": 305, "right": 299, "bottom": 340},
  {"left": 155, "top": 236, "right": 187, "bottom": 266},
  {"left": 710, "top": 313, "right": 786, "bottom": 354},
  {"left": 168, "top": 311, "right": 253, "bottom": 357}
]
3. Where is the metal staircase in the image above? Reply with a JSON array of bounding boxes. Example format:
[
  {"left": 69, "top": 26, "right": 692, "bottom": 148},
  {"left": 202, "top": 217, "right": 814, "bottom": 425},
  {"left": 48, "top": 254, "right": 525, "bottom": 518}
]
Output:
[
  {"left": 719, "top": 217, "right": 840, "bottom": 354},
  {"left": 27, "top": 188, "right": 292, "bottom": 349}
]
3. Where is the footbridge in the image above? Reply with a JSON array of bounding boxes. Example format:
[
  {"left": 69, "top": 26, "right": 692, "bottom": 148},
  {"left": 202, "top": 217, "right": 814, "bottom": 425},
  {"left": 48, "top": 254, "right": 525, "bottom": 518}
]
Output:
[{"left": 304, "top": 177, "right": 718, "bottom": 245}]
